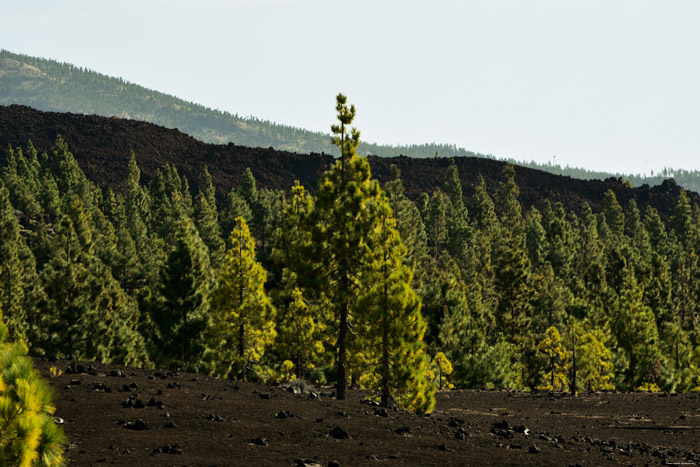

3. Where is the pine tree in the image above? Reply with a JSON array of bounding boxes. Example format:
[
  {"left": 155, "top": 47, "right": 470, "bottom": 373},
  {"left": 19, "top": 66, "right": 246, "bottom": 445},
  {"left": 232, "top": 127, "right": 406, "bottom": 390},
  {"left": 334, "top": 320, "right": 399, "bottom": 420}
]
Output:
[
  {"left": 194, "top": 167, "right": 225, "bottom": 268},
  {"left": 356, "top": 197, "right": 435, "bottom": 411},
  {"left": 611, "top": 269, "right": 662, "bottom": 389},
  {"left": 220, "top": 188, "right": 252, "bottom": 247},
  {"left": 538, "top": 326, "right": 567, "bottom": 391},
  {"left": 0, "top": 319, "right": 66, "bottom": 466},
  {"left": 308, "top": 94, "right": 382, "bottom": 400},
  {"left": 152, "top": 217, "right": 212, "bottom": 369},
  {"left": 425, "top": 189, "right": 450, "bottom": 260},
  {"left": 577, "top": 324, "right": 615, "bottom": 391},
  {"left": 276, "top": 287, "right": 325, "bottom": 378},
  {"left": 207, "top": 217, "right": 276, "bottom": 380},
  {"left": 602, "top": 190, "right": 625, "bottom": 239},
  {"left": 37, "top": 195, "right": 146, "bottom": 364},
  {"left": 0, "top": 185, "right": 39, "bottom": 341},
  {"left": 383, "top": 166, "right": 428, "bottom": 275}
]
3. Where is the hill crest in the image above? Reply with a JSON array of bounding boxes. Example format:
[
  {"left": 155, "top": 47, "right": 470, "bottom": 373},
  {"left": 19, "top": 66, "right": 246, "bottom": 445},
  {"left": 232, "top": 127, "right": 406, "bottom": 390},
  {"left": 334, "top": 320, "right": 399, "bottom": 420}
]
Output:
[{"left": 0, "top": 104, "right": 695, "bottom": 221}]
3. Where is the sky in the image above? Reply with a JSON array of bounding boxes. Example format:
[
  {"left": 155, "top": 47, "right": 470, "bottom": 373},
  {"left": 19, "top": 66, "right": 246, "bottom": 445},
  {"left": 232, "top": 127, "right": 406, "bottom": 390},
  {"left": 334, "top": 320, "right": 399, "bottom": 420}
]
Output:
[{"left": 2, "top": 0, "right": 699, "bottom": 175}]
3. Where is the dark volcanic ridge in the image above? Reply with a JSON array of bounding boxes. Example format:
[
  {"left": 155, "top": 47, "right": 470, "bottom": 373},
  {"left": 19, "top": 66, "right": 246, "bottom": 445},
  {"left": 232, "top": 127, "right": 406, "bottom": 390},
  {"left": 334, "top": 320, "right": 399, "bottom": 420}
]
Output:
[{"left": 0, "top": 104, "right": 695, "bottom": 220}]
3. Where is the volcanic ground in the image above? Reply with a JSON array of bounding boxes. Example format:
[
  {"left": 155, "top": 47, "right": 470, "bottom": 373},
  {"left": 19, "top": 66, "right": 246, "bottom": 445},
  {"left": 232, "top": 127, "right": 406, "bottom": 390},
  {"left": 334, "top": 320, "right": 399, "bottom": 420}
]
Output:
[{"left": 35, "top": 358, "right": 700, "bottom": 467}]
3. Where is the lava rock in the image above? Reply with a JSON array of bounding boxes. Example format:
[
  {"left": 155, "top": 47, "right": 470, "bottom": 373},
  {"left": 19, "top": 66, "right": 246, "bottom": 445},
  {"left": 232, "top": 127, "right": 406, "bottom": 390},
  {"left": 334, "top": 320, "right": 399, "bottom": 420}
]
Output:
[
  {"left": 249, "top": 437, "right": 269, "bottom": 446},
  {"left": 328, "top": 427, "right": 349, "bottom": 440},
  {"left": 124, "top": 419, "right": 147, "bottom": 430}
]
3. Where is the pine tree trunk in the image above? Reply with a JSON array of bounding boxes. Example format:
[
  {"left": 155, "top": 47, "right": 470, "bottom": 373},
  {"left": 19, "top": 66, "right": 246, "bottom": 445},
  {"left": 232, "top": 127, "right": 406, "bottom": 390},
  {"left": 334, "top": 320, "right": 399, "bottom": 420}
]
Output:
[
  {"left": 381, "top": 252, "right": 390, "bottom": 407},
  {"left": 571, "top": 331, "right": 577, "bottom": 396},
  {"left": 239, "top": 322, "right": 246, "bottom": 381}
]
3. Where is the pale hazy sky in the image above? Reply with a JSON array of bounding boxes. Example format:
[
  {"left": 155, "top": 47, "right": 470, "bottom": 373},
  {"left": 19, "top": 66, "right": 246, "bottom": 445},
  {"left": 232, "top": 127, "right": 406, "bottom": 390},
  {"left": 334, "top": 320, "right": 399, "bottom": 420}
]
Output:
[{"left": 3, "top": 0, "right": 699, "bottom": 175}]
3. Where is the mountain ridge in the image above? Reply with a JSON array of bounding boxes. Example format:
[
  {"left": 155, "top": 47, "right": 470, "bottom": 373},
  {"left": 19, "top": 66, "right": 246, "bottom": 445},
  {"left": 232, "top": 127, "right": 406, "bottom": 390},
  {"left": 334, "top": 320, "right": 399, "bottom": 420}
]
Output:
[
  {"left": 0, "top": 104, "right": 695, "bottom": 222},
  {"left": 4, "top": 49, "right": 700, "bottom": 192}
]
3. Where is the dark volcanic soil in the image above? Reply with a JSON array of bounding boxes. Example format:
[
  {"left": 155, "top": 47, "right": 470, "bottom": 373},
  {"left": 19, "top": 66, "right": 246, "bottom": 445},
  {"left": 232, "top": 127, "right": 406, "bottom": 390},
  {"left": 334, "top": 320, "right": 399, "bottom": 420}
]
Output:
[
  {"left": 1, "top": 105, "right": 697, "bottom": 221},
  {"left": 36, "top": 359, "right": 700, "bottom": 466}
]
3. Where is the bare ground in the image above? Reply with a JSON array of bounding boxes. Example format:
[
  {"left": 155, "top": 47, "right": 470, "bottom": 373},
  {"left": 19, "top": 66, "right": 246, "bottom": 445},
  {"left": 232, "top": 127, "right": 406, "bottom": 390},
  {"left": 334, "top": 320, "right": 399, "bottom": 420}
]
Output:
[{"left": 35, "top": 358, "right": 700, "bottom": 467}]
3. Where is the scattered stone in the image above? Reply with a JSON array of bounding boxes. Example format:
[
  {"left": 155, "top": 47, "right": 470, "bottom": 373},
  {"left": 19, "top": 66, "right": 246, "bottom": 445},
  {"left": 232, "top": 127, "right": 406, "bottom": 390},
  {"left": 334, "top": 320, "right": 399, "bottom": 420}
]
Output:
[
  {"left": 294, "top": 459, "right": 322, "bottom": 467},
  {"left": 493, "top": 420, "right": 511, "bottom": 430},
  {"left": 207, "top": 413, "right": 225, "bottom": 422},
  {"left": 448, "top": 416, "right": 465, "bottom": 427},
  {"left": 70, "top": 379, "right": 81, "bottom": 386},
  {"left": 276, "top": 410, "right": 294, "bottom": 419},
  {"left": 129, "top": 382, "right": 138, "bottom": 389},
  {"left": 328, "top": 427, "right": 349, "bottom": 440},
  {"left": 151, "top": 444, "right": 182, "bottom": 456},
  {"left": 164, "top": 421, "right": 176, "bottom": 428},
  {"left": 328, "top": 462, "right": 340, "bottom": 467},
  {"left": 202, "top": 393, "right": 214, "bottom": 400},
  {"left": 514, "top": 425, "right": 529, "bottom": 435},
  {"left": 249, "top": 437, "right": 269, "bottom": 446},
  {"left": 167, "top": 382, "right": 182, "bottom": 389},
  {"left": 373, "top": 408, "right": 389, "bottom": 417},
  {"left": 121, "top": 384, "right": 131, "bottom": 392},
  {"left": 258, "top": 393, "right": 271, "bottom": 400},
  {"left": 334, "top": 411, "right": 349, "bottom": 418},
  {"left": 122, "top": 395, "right": 146, "bottom": 409},
  {"left": 394, "top": 427, "right": 411, "bottom": 436},
  {"left": 109, "top": 369, "right": 126, "bottom": 377},
  {"left": 436, "top": 444, "right": 453, "bottom": 452},
  {"left": 123, "top": 419, "right": 147, "bottom": 430},
  {"left": 455, "top": 427, "right": 468, "bottom": 440},
  {"left": 361, "top": 398, "right": 380, "bottom": 407},
  {"left": 529, "top": 445, "right": 541, "bottom": 454},
  {"left": 91, "top": 382, "right": 111, "bottom": 393}
]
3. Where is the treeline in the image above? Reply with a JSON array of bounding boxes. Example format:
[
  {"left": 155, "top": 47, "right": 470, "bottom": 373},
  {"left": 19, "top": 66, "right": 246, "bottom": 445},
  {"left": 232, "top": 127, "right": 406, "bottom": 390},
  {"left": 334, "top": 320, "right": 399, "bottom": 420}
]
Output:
[
  {"left": 5, "top": 49, "right": 700, "bottom": 192},
  {"left": 2, "top": 110, "right": 700, "bottom": 405}
]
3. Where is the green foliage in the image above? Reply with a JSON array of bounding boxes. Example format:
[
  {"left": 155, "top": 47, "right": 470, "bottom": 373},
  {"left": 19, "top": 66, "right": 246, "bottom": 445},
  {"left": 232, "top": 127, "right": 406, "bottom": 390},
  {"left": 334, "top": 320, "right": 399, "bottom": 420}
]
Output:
[
  {"left": 308, "top": 94, "right": 382, "bottom": 400},
  {"left": 537, "top": 327, "right": 567, "bottom": 391},
  {"left": 356, "top": 199, "right": 435, "bottom": 411},
  {"left": 207, "top": 217, "right": 276, "bottom": 380},
  {"left": 0, "top": 320, "right": 66, "bottom": 466}
]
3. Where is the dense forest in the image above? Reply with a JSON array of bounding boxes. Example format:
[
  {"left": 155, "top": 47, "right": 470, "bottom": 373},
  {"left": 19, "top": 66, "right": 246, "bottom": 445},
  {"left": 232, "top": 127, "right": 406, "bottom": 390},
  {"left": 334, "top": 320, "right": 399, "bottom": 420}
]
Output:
[
  {"left": 2, "top": 94, "right": 700, "bottom": 425},
  {"left": 4, "top": 49, "right": 700, "bottom": 193}
]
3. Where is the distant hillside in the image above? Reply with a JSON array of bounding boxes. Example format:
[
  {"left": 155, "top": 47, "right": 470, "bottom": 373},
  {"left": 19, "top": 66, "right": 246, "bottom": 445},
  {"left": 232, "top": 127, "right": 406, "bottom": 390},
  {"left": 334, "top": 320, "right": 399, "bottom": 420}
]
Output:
[
  {"left": 0, "top": 105, "right": 694, "bottom": 223},
  {"left": 2, "top": 49, "right": 700, "bottom": 192}
]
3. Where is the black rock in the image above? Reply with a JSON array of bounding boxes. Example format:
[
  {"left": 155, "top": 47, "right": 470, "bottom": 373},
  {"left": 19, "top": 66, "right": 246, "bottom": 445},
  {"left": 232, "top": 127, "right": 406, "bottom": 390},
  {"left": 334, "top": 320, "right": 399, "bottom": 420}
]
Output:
[
  {"left": 493, "top": 420, "right": 511, "bottom": 430},
  {"left": 164, "top": 421, "right": 176, "bottom": 428},
  {"left": 328, "top": 427, "right": 349, "bottom": 439},
  {"left": 124, "top": 419, "right": 147, "bottom": 430},
  {"left": 202, "top": 393, "right": 214, "bottom": 400},
  {"left": 162, "top": 444, "right": 182, "bottom": 454},
  {"left": 328, "top": 462, "right": 340, "bottom": 467},
  {"left": 373, "top": 408, "right": 389, "bottom": 417},
  {"left": 455, "top": 427, "right": 468, "bottom": 440},
  {"left": 91, "top": 382, "right": 112, "bottom": 393},
  {"left": 529, "top": 445, "right": 541, "bottom": 454},
  {"left": 258, "top": 393, "right": 271, "bottom": 400},
  {"left": 109, "top": 370, "right": 126, "bottom": 377},
  {"left": 437, "top": 444, "right": 453, "bottom": 452},
  {"left": 448, "top": 417, "right": 465, "bottom": 427},
  {"left": 207, "top": 413, "right": 225, "bottom": 422},
  {"left": 394, "top": 426, "right": 411, "bottom": 436},
  {"left": 276, "top": 410, "right": 293, "bottom": 419},
  {"left": 249, "top": 437, "right": 269, "bottom": 446}
]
